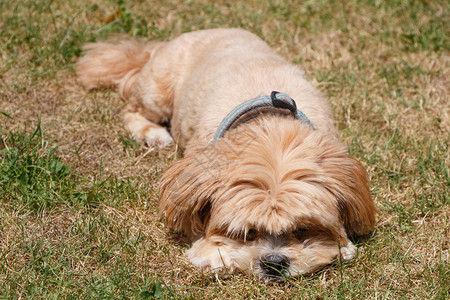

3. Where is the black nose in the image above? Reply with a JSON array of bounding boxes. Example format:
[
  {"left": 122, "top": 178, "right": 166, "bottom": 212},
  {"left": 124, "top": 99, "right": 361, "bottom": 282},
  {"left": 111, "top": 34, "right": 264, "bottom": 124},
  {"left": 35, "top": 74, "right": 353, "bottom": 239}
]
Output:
[{"left": 260, "top": 254, "right": 289, "bottom": 277}]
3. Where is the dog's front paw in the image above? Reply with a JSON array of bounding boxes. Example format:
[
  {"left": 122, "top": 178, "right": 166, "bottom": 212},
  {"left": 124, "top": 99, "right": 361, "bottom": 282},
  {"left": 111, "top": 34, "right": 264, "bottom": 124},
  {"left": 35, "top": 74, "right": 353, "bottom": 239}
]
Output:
[
  {"left": 202, "top": 264, "right": 237, "bottom": 274},
  {"left": 340, "top": 241, "right": 357, "bottom": 261},
  {"left": 144, "top": 127, "right": 173, "bottom": 148}
]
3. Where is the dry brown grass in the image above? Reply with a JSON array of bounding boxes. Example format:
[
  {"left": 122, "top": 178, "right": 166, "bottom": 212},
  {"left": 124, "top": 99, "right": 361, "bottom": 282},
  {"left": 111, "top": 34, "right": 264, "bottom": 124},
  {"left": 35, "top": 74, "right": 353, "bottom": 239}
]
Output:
[{"left": 1, "top": 0, "right": 448, "bottom": 298}]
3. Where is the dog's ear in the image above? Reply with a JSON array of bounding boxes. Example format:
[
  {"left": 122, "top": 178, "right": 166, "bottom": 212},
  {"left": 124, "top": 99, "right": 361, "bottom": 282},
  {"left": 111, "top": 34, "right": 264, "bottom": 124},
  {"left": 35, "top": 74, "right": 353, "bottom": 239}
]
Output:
[
  {"left": 323, "top": 156, "right": 377, "bottom": 237},
  {"left": 158, "top": 147, "right": 220, "bottom": 239}
]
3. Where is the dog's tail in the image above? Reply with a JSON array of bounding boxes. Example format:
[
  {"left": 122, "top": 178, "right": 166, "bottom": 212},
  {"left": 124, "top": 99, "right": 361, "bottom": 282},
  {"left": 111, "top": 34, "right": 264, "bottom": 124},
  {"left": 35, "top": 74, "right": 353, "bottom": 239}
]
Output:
[{"left": 76, "top": 36, "right": 162, "bottom": 99}]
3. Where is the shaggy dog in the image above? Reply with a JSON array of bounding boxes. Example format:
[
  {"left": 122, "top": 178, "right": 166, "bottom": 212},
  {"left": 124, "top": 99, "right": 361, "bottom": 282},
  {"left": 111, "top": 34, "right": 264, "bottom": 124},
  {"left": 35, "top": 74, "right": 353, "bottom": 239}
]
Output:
[{"left": 77, "top": 28, "right": 376, "bottom": 281}]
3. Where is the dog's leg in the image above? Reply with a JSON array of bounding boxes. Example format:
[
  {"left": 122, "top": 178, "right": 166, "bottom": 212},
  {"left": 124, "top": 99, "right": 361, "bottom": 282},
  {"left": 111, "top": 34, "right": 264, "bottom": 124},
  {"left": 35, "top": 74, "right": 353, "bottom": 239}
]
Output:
[
  {"left": 122, "top": 103, "right": 173, "bottom": 148},
  {"left": 77, "top": 38, "right": 174, "bottom": 148}
]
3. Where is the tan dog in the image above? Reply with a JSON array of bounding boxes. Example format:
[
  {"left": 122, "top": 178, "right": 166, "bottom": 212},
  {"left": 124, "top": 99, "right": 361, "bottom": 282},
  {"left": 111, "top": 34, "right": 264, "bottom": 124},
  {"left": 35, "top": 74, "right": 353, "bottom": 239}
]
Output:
[{"left": 77, "top": 28, "right": 376, "bottom": 281}]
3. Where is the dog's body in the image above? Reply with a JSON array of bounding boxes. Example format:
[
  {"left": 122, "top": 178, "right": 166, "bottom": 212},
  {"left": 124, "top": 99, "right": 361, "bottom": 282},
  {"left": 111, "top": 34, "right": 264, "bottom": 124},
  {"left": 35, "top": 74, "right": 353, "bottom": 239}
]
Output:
[{"left": 78, "top": 28, "right": 376, "bottom": 280}]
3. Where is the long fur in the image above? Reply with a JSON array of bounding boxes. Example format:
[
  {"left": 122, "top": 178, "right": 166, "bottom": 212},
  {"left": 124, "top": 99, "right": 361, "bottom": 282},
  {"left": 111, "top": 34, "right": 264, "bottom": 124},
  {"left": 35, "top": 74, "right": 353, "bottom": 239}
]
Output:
[
  {"left": 77, "top": 36, "right": 162, "bottom": 99},
  {"left": 77, "top": 28, "right": 376, "bottom": 280}
]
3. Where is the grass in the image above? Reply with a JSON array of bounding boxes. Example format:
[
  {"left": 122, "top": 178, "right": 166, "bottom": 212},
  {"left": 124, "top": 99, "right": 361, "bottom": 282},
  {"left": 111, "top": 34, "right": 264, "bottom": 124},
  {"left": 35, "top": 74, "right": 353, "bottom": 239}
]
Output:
[{"left": 0, "top": 0, "right": 448, "bottom": 298}]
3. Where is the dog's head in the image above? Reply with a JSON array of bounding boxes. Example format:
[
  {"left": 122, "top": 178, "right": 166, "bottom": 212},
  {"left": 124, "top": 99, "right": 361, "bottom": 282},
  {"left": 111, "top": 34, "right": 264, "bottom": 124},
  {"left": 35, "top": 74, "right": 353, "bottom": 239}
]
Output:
[{"left": 159, "top": 118, "right": 376, "bottom": 281}]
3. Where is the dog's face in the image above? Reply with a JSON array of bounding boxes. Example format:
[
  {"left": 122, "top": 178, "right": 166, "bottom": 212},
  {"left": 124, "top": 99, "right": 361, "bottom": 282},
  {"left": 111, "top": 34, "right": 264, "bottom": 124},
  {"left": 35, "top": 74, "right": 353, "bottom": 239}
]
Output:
[
  {"left": 159, "top": 118, "right": 376, "bottom": 280},
  {"left": 186, "top": 226, "right": 355, "bottom": 281},
  {"left": 186, "top": 208, "right": 357, "bottom": 280}
]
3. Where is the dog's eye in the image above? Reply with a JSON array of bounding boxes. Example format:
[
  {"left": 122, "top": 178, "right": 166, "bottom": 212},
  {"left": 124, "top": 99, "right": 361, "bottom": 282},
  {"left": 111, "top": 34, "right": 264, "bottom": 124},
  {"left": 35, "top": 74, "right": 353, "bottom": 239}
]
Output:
[
  {"left": 245, "top": 229, "right": 258, "bottom": 242},
  {"left": 293, "top": 227, "right": 309, "bottom": 240}
]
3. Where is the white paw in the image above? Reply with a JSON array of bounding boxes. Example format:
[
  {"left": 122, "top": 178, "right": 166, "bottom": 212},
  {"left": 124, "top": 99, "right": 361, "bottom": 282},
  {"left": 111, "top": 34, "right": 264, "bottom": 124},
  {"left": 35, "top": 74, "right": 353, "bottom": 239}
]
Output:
[
  {"left": 340, "top": 242, "right": 357, "bottom": 261},
  {"left": 186, "top": 244, "right": 234, "bottom": 274},
  {"left": 144, "top": 127, "right": 173, "bottom": 148}
]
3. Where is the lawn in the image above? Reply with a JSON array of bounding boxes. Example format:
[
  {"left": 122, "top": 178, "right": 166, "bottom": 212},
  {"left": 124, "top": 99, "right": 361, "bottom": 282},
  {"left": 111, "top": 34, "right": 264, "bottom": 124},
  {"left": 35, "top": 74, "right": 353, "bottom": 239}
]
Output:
[{"left": 0, "top": 0, "right": 448, "bottom": 298}]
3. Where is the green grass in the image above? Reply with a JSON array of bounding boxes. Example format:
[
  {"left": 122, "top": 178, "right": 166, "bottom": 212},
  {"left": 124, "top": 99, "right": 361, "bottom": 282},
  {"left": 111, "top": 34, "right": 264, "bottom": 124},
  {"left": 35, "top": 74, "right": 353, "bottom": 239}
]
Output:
[
  {"left": 0, "top": 118, "right": 147, "bottom": 213},
  {"left": 1, "top": 0, "right": 449, "bottom": 298}
]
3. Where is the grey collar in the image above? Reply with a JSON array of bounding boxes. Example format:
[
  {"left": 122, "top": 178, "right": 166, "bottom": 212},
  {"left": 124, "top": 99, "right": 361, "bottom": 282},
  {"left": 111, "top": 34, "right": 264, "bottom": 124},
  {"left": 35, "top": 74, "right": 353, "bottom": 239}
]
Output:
[{"left": 212, "top": 91, "right": 315, "bottom": 143}]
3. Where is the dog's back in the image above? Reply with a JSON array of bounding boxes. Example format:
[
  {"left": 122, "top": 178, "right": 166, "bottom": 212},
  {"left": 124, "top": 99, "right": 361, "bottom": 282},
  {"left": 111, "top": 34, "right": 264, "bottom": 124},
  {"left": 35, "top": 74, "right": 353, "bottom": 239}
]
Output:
[{"left": 77, "top": 29, "right": 336, "bottom": 147}]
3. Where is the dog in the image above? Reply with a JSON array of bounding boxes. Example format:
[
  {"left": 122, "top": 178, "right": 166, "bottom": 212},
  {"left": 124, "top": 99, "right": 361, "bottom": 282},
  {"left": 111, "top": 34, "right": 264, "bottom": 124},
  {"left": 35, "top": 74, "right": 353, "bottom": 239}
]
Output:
[{"left": 77, "top": 28, "right": 376, "bottom": 281}]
